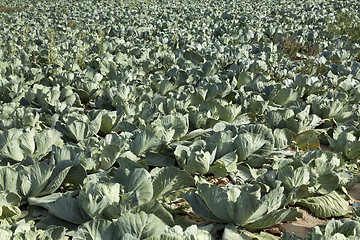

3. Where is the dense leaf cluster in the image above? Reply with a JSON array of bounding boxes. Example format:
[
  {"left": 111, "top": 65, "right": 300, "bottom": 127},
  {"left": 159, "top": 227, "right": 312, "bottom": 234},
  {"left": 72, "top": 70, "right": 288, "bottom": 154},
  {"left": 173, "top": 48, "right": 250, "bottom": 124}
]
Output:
[{"left": 0, "top": 0, "right": 360, "bottom": 239}]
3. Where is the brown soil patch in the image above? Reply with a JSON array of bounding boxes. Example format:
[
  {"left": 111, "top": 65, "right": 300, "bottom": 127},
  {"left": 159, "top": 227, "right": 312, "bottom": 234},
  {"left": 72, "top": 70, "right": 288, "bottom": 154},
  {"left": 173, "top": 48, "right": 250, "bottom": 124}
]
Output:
[
  {"left": 280, "top": 208, "right": 328, "bottom": 238},
  {"left": 320, "top": 144, "right": 335, "bottom": 153},
  {"left": 208, "top": 176, "right": 230, "bottom": 187},
  {"left": 0, "top": 6, "right": 22, "bottom": 13},
  {"left": 347, "top": 182, "right": 360, "bottom": 202}
]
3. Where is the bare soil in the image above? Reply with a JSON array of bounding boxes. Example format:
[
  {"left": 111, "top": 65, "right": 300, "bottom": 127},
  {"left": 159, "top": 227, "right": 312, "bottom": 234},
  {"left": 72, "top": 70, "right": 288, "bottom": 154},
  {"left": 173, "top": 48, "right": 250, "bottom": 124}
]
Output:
[
  {"left": 347, "top": 182, "right": 360, "bottom": 202},
  {"left": 280, "top": 208, "right": 328, "bottom": 238}
]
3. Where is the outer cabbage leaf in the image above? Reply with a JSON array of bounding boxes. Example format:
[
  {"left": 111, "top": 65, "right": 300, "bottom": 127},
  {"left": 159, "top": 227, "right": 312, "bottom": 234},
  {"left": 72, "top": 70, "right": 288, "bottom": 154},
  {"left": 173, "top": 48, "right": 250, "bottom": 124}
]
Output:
[
  {"left": 78, "top": 168, "right": 153, "bottom": 219},
  {"left": 0, "top": 191, "right": 21, "bottom": 224},
  {"left": 130, "top": 129, "right": 162, "bottom": 156},
  {"left": 208, "top": 151, "right": 238, "bottom": 177},
  {"left": 0, "top": 128, "right": 28, "bottom": 161},
  {"left": 73, "top": 219, "right": 115, "bottom": 240},
  {"left": 0, "top": 219, "right": 66, "bottom": 240},
  {"left": 0, "top": 167, "right": 21, "bottom": 194},
  {"left": 234, "top": 124, "right": 275, "bottom": 167},
  {"left": 277, "top": 165, "right": 310, "bottom": 194},
  {"left": 328, "top": 125, "right": 360, "bottom": 160},
  {"left": 18, "top": 161, "right": 72, "bottom": 197},
  {"left": 271, "top": 87, "right": 299, "bottom": 106},
  {"left": 185, "top": 184, "right": 299, "bottom": 228},
  {"left": 273, "top": 128, "right": 294, "bottom": 149},
  {"left": 309, "top": 218, "right": 360, "bottom": 239},
  {"left": 23, "top": 84, "right": 81, "bottom": 112},
  {"left": 294, "top": 130, "right": 320, "bottom": 150},
  {"left": 309, "top": 94, "right": 351, "bottom": 122},
  {"left": 114, "top": 212, "right": 166, "bottom": 239},
  {"left": 12, "top": 107, "right": 40, "bottom": 129},
  {"left": 151, "top": 166, "right": 195, "bottom": 200},
  {"left": 29, "top": 193, "right": 92, "bottom": 225},
  {"left": 78, "top": 177, "right": 122, "bottom": 219},
  {"left": 56, "top": 113, "right": 102, "bottom": 142},
  {"left": 0, "top": 128, "right": 63, "bottom": 161},
  {"left": 296, "top": 191, "right": 349, "bottom": 218},
  {"left": 151, "top": 114, "right": 189, "bottom": 142},
  {"left": 174, "top": 140, "right": 216, "bottom": 175},
  {"left": 151, "top": 225, "right": 212, "bottom": 240},
  {"left": 0, "top": 161, "right": 71, "bottom": 198},
  {"left": 284, "top": 106, "right": 323, "bottom": 133}
]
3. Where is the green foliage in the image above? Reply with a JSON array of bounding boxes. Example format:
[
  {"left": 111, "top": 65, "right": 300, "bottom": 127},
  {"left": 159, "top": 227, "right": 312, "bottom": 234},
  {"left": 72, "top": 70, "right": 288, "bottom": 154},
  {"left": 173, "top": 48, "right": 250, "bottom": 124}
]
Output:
[
  {"left": 327, "top": 10, "right": 360, "bottom": 42},
  {"left": 0, "top": 0, "right": 360, "bottom": 239}
]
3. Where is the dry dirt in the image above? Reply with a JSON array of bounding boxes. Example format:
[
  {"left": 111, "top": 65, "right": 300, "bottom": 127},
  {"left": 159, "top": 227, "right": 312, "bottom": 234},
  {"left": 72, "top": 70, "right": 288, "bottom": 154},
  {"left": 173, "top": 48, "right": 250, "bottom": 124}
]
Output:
[
  {"left": 347, "top": 182, "right": 360, "bottom": 202},
  {"left": 320, "top": 144, "right": 335, "bottom": 153},
  {"left": 280, "top": 208, "right": 328, "bottom": 238}
]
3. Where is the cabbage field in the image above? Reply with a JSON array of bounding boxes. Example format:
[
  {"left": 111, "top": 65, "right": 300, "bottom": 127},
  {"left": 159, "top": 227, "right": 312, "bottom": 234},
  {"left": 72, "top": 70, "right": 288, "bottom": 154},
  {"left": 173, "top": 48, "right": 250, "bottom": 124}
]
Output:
[{"left": 1, "top": 0, "right": 360, "bottom": 239}]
